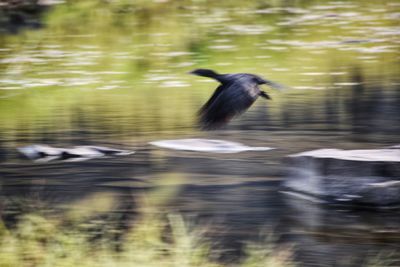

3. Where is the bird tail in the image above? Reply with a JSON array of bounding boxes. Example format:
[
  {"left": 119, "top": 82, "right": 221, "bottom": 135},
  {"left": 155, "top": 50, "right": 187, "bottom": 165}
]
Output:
[{"left": 263, "top": 79, "right": 286, "bottom": 91}]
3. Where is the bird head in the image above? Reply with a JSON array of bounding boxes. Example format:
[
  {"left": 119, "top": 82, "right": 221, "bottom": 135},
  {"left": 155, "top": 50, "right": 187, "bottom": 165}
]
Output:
[{"left": 189, "top": 69, "right": 219, "bottom": 78}]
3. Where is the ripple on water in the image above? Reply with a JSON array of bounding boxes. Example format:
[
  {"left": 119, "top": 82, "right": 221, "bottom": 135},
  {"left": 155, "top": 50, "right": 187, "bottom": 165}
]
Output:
[
  {"left": 293, "top": 86, "right": 326, "bottom": 90},
  {"left": 215, "top": 62, "right": 233, "bottom": 66},
  {"left": 384, "top": 13, "right": 400, "bottom": 20},
  {"left": 271, "top": 68, "right": 290, "bottom": 72},
  {"left": 261, "top": 46, "right": 289, "bottom": 51},
  {"left": 22, "top": 79, "right": 61, "bottom": 88},
  {"left": 373, "top": 26, "right": 400, "bottom": 36},
  {"left": 172, "top": 62, "right": 195, "bottom": 68},
  {"left": 145, "top": 74, "right": 177, "bottom": 82},
  {"left": 151, "top": 51, "right": 193, "bottom": 57},
  {"left": 96, "top": 85, "right": 120, "bottom": 90},
  {"left": 0, "top": 86, "right": 24, "bottom": 90},
  {"left": 61, "top": 61, "right": 97, "bottom": 67},
  {"left": 255, "top": 55, "right": 271, "bottom": 59},
  {"left": 0, "top": 56, "right": 45, "bottom": 64},
  {"left": 208, "top": 45, "right": 237, "bottom": 51},
  {"left": 159, "top": 81, "right": 190, "bottom": 88},
  {"left": 339, "top": 45, "right": 396, "bottom": 53},
  {"left": 38, "top": 70, "right": 91, "bottom": 75},
  {"left": 213, "top": 39, "right": 232, "bottom": 43},
  {"left": 301, "top": 72, "right": 327, "bottom": 76},
  {"left": 227, "top": 25, "right": 272, "bottom": 35},
  {"left": 334, "top": 82, "right": 362, "bottom": 86},
  {"left": 61, "top": 77, "right": 100, "bottom": 87},
  {"left": 96, "top": 71, "right": 128, "bottom": 75},
  {"left": 39, "top": 49, "right": 68, "bottom": 58},
  {"left": 195, "top": 15, "right": 231, "bottom": 25},
  {"left": 329, "top": 72, "right": 347, "bottom": 76},
  {"left": 0, "top": 79, "right": 30, "bottom": 86},
  {"left": 309, "top": 50, "right": 327, "bottom": 54},
  {"left": 255, "top": 7, "right": 308, "bottom": 14}
]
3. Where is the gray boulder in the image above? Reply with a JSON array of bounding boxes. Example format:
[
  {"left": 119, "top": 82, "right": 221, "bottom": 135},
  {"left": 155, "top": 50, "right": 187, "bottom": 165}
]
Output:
[{"left": 283, "top": 147, "right": 400, "bottom": 207}]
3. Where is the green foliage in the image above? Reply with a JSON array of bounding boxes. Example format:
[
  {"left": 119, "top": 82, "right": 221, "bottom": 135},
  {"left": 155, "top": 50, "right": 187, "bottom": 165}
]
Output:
[
  {"left": 0, "top": 186, "right": 293, "bottom": 267},
  {"left": 0, "top": 212, "right": 293, "bottom": 267}
]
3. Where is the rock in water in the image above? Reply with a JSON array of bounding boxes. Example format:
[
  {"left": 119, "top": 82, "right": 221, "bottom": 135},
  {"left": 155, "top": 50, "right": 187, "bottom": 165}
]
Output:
[
  {"left": 18, "top": 144, "right": 134, "bottom": 162},
  {"left": 18, "top": 144, "right": 61, "bottom": 160},
  {"left": 149, "top": 139, "right": 274, "bottom": 153},
  {"left": 77, "top": 146, "right": 134, "bottom": 156},
  {"left": 283, "top": 147, "right": 400, "bottom": 207}
]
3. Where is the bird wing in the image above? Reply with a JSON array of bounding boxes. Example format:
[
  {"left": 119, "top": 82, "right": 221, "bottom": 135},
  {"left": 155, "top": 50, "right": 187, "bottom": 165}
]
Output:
[
  {"left": 198, "top": 84, "right": 225, "bottom": 114},
  {"left": 198, "top": 81, "right": 257, "bottom": 129}
]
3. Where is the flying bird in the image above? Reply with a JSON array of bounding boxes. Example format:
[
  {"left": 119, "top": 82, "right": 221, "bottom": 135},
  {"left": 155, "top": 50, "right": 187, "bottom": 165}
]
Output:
[{"left": 189, "top": 69, "right": 285, "bottom": 130}]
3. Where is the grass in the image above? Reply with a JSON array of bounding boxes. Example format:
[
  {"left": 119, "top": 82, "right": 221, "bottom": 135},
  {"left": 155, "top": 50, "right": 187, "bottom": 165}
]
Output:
[
  {"left": 0, "top": 212, "right": 293, "bottom": 267},
  {"left": 0, "top": 189, "right": 293, "bottom": 267},
  {"left": 0, "top": 203, "right": 394, "bottom": 267},
  {"left": 0, "top": 183, "right": 393, "bottom": 267}
]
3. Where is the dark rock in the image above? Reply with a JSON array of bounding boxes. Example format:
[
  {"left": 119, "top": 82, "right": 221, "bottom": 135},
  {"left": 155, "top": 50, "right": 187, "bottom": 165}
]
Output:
[
  {"left": 281, "top": 193, "right": 400, "bottom": 267},
  {"left": 0, "top": 0, "right": 55, "bottom": 34},
  {"left": 283, "top": 147, "right": 400, "bottom": 207}
]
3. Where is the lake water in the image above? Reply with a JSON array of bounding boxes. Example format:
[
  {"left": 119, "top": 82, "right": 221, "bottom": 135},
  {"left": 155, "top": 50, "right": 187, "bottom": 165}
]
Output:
[{"left": 0, "top": 0, "right": 400, "bottom": 266}]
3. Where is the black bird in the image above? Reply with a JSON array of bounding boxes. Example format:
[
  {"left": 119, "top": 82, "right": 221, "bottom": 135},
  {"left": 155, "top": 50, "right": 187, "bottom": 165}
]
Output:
[{"left": 190, "top": 69, "right": 284, "bottom": 130}]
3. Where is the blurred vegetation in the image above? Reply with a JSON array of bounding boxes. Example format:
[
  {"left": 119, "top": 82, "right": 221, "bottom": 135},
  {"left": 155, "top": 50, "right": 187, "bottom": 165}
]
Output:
[
  {"left": 0, "top": 203, "right": 293, "bottom": 267},
  {"left": 0, "top": 184, "right": 393, "bottom": 267},
  {"left": 0, "top": 207, "right": 392, "bottom": 267}
]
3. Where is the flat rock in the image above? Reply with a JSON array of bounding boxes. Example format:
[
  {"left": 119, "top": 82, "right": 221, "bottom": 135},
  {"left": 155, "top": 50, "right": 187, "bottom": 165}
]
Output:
[
  {"left": 290, "top": 148, "right": 400, "bottom": 162},
  {"left": 149, "top": 138, "right": 274, "bottom": 153},
  {"left": 18, "top": 144, "right": 134, "bottom": 162},
  {"left": 283, "top": 147, "right": 400, "bottom": 207}
]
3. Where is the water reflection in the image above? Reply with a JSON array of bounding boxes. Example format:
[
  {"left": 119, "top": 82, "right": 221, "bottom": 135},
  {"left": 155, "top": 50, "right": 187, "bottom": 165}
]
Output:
[
  {"left": 283, "top": 194, "right": 400, "bottom": 267},
  {"left": 1, "top": 0, "right": 400, "bottom": 266}
]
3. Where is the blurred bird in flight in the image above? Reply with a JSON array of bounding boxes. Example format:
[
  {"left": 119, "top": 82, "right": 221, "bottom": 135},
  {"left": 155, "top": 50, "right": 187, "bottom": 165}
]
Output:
[{"left": 190, "top": 69, "right": 285, "bottom": 130}]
